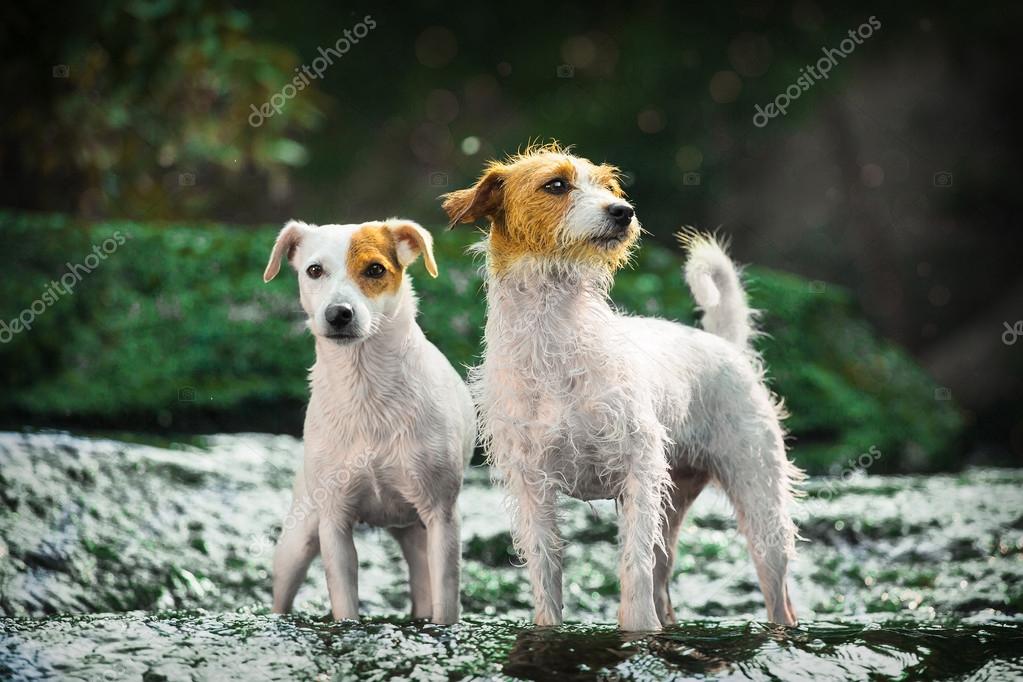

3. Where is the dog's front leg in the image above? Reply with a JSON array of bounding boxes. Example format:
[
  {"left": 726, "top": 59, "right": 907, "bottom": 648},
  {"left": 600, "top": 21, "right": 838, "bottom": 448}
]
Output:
[
  {"left": 506, "top": 466, "right": 563, "bottom": 626},
  {"left": 271, "top": 501, "right": 320, "bottom": 614},
  {"left": 320, "top": 518, "right": 359, "bottom": 620},
  {"left": 617, "top": 449, "right": 669, "bottom": 632},
  {"left": 424, "top": 508, "right": 461, "bottom": 625}
]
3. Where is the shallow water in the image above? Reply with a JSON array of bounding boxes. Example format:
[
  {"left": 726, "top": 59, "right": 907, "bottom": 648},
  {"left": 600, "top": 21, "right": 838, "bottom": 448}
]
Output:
[
  {"left": 1, "top": 431, "right": 1021, "bottom": 680},
  {"left": 3, "top": 612, "right": 1022, "bottom": 681}
]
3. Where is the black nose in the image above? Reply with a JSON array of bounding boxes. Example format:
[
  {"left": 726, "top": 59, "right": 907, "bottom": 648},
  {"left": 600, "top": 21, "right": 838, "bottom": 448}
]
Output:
[
  {"left": 607, "top": 203, "right": 635, "bottom": 228},
  {"left": 325, "top": 303, "right": 354, "bottom": 328}
]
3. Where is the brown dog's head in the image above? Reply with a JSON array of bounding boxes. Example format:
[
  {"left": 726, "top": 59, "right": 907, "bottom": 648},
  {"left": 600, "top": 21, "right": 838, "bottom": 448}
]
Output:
[{"left": 441, "top": 143, "right": 639, "bottom": 274}]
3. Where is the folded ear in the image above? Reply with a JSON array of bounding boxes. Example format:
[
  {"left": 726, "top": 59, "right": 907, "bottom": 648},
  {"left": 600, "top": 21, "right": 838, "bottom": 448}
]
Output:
[
  {"left": 263, "top": 220, "right": 309, "bottom": 283},
  {"left": 441, "top": 165, "right": 505, "bottom": 228},
  {"left": 386, "top": 220, "right": 438, "bottom": 278}
]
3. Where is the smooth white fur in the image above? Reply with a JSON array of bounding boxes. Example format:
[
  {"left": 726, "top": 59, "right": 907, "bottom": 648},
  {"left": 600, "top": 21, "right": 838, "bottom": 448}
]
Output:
[
  {"left": 473, "top": 177, "right": 802, "bottom": 631},
  {"left": 265, "top": 220, "right": 475, "bottom": 624}
]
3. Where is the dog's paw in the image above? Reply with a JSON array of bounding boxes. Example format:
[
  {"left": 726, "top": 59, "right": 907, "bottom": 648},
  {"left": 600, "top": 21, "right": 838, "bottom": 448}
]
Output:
[
  {"left": 618, "top": 611, "right": 663, "bottom": 632},
  {"left": 772, "top": 610, "right": 798, "bottom": 627},
  {"left": 430, "top": 603, "right": 460, "bottom": 625},
  {"left": 533, "top": 609, "right": 563, "bottom": 627}
]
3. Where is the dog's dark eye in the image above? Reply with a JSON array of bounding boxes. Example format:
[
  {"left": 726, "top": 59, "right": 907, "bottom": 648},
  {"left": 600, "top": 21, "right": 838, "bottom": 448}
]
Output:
[
  {"left": 306, "top": 264, "right": 324, "bottom": 279},
  {"left": 542, "top": 178, "right": 570, "bottom": 195},
  {"left": 364, "top": 263, "right": 386, "bottom": 279}
]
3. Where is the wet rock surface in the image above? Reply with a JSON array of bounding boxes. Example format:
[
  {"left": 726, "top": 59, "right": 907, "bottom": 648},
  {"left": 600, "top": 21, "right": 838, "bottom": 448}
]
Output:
[{"left": 1, "top": 431, "right": 1022, "bottom": 680}]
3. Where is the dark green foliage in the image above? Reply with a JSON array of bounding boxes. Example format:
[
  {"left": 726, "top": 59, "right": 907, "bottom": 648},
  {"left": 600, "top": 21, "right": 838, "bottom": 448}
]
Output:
[
  {"left": 1, "top": 1, "right": 325, "bottom": 217},
  {"left": 0, "top": 211, "right": 961, "bottom": 472}
]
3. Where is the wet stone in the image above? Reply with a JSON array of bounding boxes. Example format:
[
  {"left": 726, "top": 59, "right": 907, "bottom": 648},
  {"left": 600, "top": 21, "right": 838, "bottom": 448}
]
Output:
[{"left": 1, "top": 431, "right": 1022, "bottom": 680}]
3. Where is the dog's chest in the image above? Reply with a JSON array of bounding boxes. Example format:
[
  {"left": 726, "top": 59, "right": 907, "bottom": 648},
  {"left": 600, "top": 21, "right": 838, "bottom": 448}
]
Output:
[
  {"left": 306, "top": 393, "right": 433, "bottom": 528},
  {"left": 313, "top": 446, "right": 423, "bottom": 527},
  {"left": 479, "top": 286, "right": 661, "bottom": 499},
  {"left": 483, "top": 335, "right": 638, "bottom": 465},
  {"left": 350, "top": 472, "right": 419, "bottom": 527}
]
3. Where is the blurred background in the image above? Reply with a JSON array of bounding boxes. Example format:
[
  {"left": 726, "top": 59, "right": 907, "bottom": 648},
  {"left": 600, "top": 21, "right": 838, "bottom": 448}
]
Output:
[
  {"left": 2, "top": 0, "right": 1021, "bottom": 472},
  {"left": 5, "top": 6, "right": 1023, "bottom": 673}
]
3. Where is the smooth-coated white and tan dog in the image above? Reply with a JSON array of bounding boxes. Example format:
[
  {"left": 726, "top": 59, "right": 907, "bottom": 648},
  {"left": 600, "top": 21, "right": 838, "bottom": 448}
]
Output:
[
  {"left": 263, "top": 218, "right": 474, "bottom": 624},
  {"left": 443, "top": 144, "right": 803, "bottom": 631}
]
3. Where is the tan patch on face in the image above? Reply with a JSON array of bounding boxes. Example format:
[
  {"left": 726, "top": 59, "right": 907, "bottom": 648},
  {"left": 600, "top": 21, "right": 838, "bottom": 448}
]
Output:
[
  {"left": 495, "top": 153, "right": 634, "bottom": 272},
  {"left": 346, "top": 225, "right": 403, "bottom": 297},
  {"left": 487, "top": 155, "right": 577, "bottom": 272},
  {"left": 589, "top": 163, "right": 625, "bottom": 197}
]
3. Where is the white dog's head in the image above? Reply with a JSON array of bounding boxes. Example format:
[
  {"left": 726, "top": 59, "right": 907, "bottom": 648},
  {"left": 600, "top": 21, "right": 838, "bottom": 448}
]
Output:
[{"left": 263, "top": 219, "right": 438, "bottom": 345}]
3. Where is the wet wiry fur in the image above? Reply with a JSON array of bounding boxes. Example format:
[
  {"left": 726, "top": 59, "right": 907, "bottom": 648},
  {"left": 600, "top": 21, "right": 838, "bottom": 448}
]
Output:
[
  {"left": 264, "top": 219, "right": 474, "bottom": 625},
  {"left": 444, "top": 145, "right": 803, "bottom": 631}
]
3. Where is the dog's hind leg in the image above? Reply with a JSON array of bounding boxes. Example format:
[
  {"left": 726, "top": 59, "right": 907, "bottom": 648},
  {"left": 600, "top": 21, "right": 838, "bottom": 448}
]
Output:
[
  {"left": 653, "top": 469, "right": 709, "bottom": 626},
  {"left": 714, "top": 422, "right": 801, "bottom": 625},
  {"left": 389, "top": 523, "right": 432, "bottom": 620},
  {"left": 271, "top": 503, "right": 319, "bottom": 614}
]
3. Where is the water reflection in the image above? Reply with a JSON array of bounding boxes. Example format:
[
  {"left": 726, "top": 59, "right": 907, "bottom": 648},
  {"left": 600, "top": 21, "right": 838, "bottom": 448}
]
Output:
[{"left": 499, "top": 620, "right": 1023, "bottom": 681}]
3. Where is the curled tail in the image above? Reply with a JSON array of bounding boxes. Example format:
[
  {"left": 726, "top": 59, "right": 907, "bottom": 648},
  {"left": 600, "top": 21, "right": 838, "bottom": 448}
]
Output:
[{"left": 678, "top": 231, "right": 756, "bottom": 349}]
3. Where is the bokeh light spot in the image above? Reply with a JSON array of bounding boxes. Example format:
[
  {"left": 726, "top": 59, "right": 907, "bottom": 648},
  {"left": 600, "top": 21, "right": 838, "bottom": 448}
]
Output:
[
  {"left": 415, "top": 27, "right": 458, "bottom": 68},
  {"left": 425, "top": 89, "right": 459, "bottom": 124},
  {"left": 709, "top": 70, "right": 742, "bottom": 103},
  {"left": 675, "top": 146, "right": 703, "bottom": 171},
  {"left": 728, "top": 33, "right": 772, "bottom": 77},
  {"left": 637, "top": 108, "right": 665, "bottom": 134},
  {"left": 461, "top": 136, "right": 481, "bottom": 155},
  {"left": 861, "top": 163, "right": 885, "bottom": 187}
]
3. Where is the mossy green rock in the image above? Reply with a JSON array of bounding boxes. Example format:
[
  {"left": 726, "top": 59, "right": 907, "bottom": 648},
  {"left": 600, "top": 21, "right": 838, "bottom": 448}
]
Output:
[
  {"left": 1, "top": 431, "right": 1022, "bottom": 679},
  {"left": 4, "top": 430, "right": 1022, "bottom": 623},
  {"left": 1, "top": 211, "right": 961, "bottom": 473}
]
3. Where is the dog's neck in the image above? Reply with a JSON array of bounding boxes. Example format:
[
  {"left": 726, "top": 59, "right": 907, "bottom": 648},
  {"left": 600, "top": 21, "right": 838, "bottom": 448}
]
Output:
[
  {"left": 483, "top": 258, "right": 618, "bottom": 367},
  {"left": 486, "top": 257, "right": 614, "bottom": 314}
]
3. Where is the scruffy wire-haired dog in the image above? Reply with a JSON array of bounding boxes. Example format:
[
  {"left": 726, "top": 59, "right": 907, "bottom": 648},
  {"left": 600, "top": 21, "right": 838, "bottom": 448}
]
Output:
[
  {"left": 264, "top": 219, "right": 474, "bottom": 624},
  {"left": 442, "top": 144, "right": 803, "bottom": 631}
]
